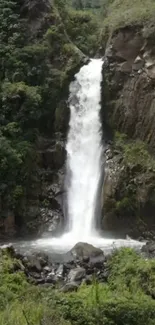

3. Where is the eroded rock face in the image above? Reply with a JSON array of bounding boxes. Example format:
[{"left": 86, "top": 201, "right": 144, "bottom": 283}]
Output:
[
  {"left": 103, "top": 26, "right": 155, "bottom": 150},
  {"left": 102, "top": 26, "right": 155, "bottom": 239},
  {"left": 21, "top": 135, "right": 66, "bottom": 237}
]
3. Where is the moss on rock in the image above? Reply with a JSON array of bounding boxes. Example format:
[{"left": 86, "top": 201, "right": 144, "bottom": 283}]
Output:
[{"left": 103, "top": 132, "right": 155, "bottom": 238}]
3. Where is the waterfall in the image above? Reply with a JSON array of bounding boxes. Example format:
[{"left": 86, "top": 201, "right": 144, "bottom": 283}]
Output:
[
  {"left": 31, "top": 58, "right": 143, "bottom": 253},
  {"left": 65, "top": 58, "right": 103, "bottom": 241}
]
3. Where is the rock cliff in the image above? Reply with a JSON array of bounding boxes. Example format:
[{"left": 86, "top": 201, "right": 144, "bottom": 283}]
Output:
[{"left": 102, "top": 25, "right": 155, "bottom": 239}]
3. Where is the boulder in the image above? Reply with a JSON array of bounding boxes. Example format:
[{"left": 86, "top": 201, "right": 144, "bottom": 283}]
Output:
[
  {"left": 68, "top": 267, "right": 86, "bottom": 282},
  {"left": 55, "top": 264, "right": 65, "bottom": 279},
  {"left": 44, "top": 266, "right": 51, "bottom": 273},
  {"left": 85, "top": 275, "right": 93, "bottom": 285},
  {"left": 46, "top": 270, "right": 55, "bottom": 284},
  {"left": 24, "top": 255, "right": 42, "bottom": 272},
  {"left": 89, "top": 254, "right": 106, "bottom": 267},
  {"left": 61, "top": 282, "right": 79, "bottom": 293},
  {"left": 142, "top": 241, "right": 155, "bottom": 257},
  {"left": 70, "top": 242, "right": 104, "bottom": 260}
]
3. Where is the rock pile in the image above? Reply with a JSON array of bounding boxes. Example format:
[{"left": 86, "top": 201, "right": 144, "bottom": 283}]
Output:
[{"left": 2, "top": 242, "right": 109, "bottom": 292}]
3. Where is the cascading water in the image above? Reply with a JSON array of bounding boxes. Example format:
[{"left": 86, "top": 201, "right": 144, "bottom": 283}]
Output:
[
  {"left": 66, "top": 59, "right": 103, "bottom": 240},
  {"left": 12, "top": 59, "right": 144, "bottom": 254}
]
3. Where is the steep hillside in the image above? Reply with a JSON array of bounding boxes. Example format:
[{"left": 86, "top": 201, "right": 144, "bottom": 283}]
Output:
[{"left": 0, "top": 0, "right": 99, "bottom": 238}]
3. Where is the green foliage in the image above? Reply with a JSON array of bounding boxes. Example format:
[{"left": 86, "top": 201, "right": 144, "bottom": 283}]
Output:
[
  {"left": 72, "top": 0, "right": 101, "bottom": 10},
  {"left": 1, "top": 82, "right": 42, "bottom": 127},
  {"left": 102, "top": 0, "right": 155, "bottom": 36},
  {"left": 0, "top": 0, "right": 25, "bottom": 80},
  {"left": 108, "top": 132, "right": 155, "bottom": 219},
  {"left": 0, "top": 0, "right": 100, "bottom": 220},
  {"left": 2, "top": 248, "right": 155, "bottom": 325},
  {"left": 115, "top": 196, "right": 136, "bottom": 214},
  {"left": 115, "top": 132, "right": 155, "bottom": 171},
  {"left": 66, "top": 10, "right": 100, "bottom": 54},
  {"left": 0, "top": 130, "right": 36, "bottom": 209},
  {"left": 54, "top": 248, "right": 155, "bottom": 325},
  {"left": 0, "top": 250, "right": 70, "bottom": 325}
]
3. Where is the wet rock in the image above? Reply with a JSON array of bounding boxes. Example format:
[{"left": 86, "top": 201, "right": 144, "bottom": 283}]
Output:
[
  {"left": 55, "top": 264, "right": 65, "bottom": 280},
  {"left": 43, "top": 142, "right": 66, "bottom": 170},
  {"left": 44, "top": 266, "right": 51, "bottom": 273},
  {"left": 1, "top": 244, "right": 16, "bottom": 257},
  {"left": 85, "top": 275, "right": 93, "bottom": 285},
  {"left": 39, "top": 208, "right": 62, "bottom": 236},
  {"left": 82, "top": 256, "right": 90, "bottom": 263},
  {"left": 68, "top": 267, "right": 86, "bottom": 282},
  {"left": 147, "top": 65, "right": 155, "bottom": 79},
  {"left": 120, "top": 61, "right": 132, "bottom": 73},
  {"left": 13, "top": 260, "right": 25, "bottom": 272},
  {"left": 61, "top": 282, "right": 79, "bottom": 293},
  {"left": 35, "top": 252, "right": 48, "bottom": 267},
  {"left": 34, "top": 278, "right": 46, "bottom": 285},
  {"left": 142, "top": 241, "right": 155, "bottom": 257},
  {"left": 46, "top": 270, "right": 56, "bottom": 283},
  {"left": 132, "top": 56, "right": 144, "bottom": 71},
  {"left": 70, "top": 242, "right": 104, "bottom": 260},
  {"left": 55, "top": 101, "right": 70, "bottom": 132},
  {"left": 89, "top": 254, "right": 106, "bottom": 267},
  {"left": 29, "top": 272, "right": 41, "bottom": 279},
  {"left": 25, "top": 255, "right": 42, "bottom": 272}
]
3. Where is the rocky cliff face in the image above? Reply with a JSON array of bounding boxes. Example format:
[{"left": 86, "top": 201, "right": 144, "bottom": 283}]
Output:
[
  {"left": 104, "top": 26, "right": 155, "bottom": 147},
  {"left": 102, "top": 26, "right": 155, "bottom": 239}
]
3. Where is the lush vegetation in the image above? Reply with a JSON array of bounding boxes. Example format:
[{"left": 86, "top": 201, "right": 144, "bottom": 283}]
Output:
[
  {"left": 1, "top": 247, "right": 155, "bottom": 325},
  {"left": 115, "top": 132, "right": 155, "bottom": 171},
  {"left": 1, "top": 1, "right": 155, "bottom": 322},
  {"left": 103, "top": 132, "right": 155, "bottom": 227},
  {"left": 1, "top": 0, "right": 155, "bottom": 227},
  {"left": 0, "top": 0, "right": 100, "bottom": 223},
  {"left": 101, "top": 0, "right": 155, "bottom": 40}
]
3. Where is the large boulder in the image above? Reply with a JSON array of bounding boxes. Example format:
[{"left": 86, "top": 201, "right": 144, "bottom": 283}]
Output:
[{"left": 70, "top": 242, "right": 104, "bottom": 260}]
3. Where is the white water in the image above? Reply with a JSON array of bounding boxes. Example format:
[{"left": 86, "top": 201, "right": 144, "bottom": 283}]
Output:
[
  {"left": 66, "top": 58, "right": 103, "bottom": 239},
  {"left": 8, "top": 59, "right": 144, "bottom": 254}
]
